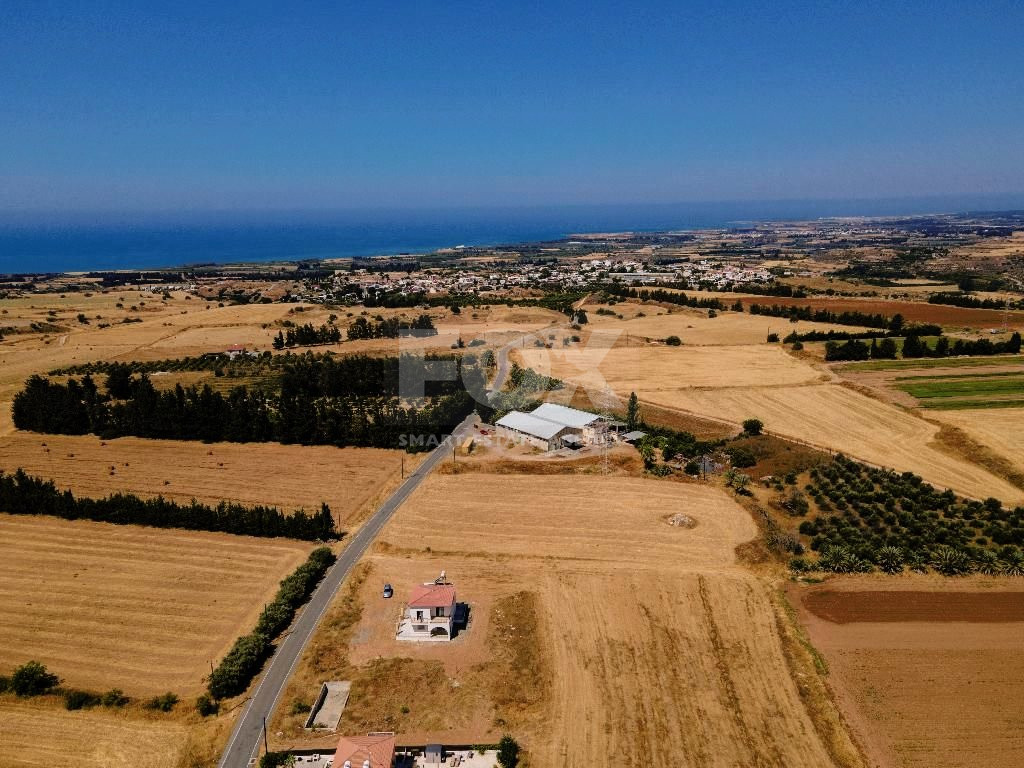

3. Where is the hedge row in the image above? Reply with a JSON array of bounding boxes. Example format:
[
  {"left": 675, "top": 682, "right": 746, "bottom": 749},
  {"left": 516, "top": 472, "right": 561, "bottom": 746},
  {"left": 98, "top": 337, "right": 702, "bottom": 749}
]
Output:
[{"left": 208, "top": 547, "right": 336, "bottom": 700}]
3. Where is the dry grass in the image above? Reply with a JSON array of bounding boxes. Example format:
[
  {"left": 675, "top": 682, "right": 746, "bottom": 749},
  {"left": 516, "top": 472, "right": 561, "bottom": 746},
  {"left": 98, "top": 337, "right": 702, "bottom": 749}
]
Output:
[
  {"left": 929, "top": 408, "right": 1024, "bottom": 478},
  {"left": 585, "top": 304, "right": 875, "bottom": 345},
  {"left": 516, "top": 341, "right": 824, "bottom": 395},
  {"left": 654, "top": 383, "right": 1024, "bottom": 503},
  {"left": 0, "top": 432, "right": 419, "bottom": 530},
  {"left": 0, "top": 514, "right": 311, "bottom": 695},
  {"left": 0, "top": 696, "right": 187, "bottom": 768}
]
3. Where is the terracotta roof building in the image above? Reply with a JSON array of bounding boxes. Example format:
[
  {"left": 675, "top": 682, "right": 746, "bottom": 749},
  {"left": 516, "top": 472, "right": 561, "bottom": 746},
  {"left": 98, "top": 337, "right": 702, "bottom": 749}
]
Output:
[{"left": 331, "top": 732, "right": 396, "bottom": 767}]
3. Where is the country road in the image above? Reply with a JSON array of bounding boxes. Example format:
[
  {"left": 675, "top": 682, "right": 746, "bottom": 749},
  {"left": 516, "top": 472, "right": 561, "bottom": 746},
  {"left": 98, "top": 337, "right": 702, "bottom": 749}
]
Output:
[{"left": 218, "top": 413, "right": 476, "bottom": 768}]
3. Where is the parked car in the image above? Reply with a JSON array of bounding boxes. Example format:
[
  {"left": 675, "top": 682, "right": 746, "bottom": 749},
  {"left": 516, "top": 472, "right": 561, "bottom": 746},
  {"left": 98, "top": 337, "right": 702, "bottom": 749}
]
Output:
[{"left": 382, "top": 583, "right": 393, "bottom": 599}]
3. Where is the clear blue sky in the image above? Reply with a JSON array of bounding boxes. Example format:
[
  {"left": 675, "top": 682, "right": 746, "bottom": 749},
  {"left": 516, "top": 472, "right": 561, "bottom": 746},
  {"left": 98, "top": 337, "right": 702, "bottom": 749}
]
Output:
[{"left": 2, "top": 0, "right": 1023, "bottom": 214}]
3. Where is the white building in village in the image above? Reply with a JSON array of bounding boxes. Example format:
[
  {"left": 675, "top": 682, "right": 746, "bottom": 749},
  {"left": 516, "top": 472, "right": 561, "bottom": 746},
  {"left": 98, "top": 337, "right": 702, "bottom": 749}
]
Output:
[{"left": 495, "top": 403, "right": 609, "bottom": 451}]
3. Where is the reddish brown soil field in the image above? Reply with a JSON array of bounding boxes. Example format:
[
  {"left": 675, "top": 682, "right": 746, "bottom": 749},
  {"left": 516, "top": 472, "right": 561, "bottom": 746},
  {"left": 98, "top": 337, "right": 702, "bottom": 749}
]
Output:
[
  {"left": 804, "top": 590, "right": 1024, "bottom": 623},
  {"left": 732, "top": 295, "right": 1024, "bottom": 330},
  {"left": 791, "top": 576, "right": 1024, "bottom": 768}
]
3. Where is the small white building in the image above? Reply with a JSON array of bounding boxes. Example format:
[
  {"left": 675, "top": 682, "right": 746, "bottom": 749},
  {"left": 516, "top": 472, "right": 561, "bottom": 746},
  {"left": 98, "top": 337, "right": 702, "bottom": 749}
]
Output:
[{"left": 398, "top": 580, "right": 456, "bottom": 641}]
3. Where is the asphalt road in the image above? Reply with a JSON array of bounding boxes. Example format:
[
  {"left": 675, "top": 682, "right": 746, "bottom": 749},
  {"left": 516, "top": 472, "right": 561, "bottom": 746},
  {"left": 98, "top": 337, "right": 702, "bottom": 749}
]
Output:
[{"left": 218, "top": 413, "right": 476, "bottom": 768}]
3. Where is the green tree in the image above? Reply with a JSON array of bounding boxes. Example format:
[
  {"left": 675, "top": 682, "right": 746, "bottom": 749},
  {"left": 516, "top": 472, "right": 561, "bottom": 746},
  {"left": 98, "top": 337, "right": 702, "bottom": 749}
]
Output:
[
  {"left": 742, "top": 418, "right": 763, "bottom": 436},
  {"left": 11, "top": 661, "right": 59, "bottom": 697},
  {"left": 626, "top": 392, "right": 640, "bottom": 430},
  {"left": 497, "top": 735, "right": 521, "bottom": 768}
]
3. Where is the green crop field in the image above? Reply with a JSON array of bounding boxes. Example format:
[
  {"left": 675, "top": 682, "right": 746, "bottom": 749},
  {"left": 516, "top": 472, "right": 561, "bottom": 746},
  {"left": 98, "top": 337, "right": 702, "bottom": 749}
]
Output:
[
  {"left": 838, "top": 354, "right": 1024, "bottom": 372},
  {"left": 898, "top": 375, "right": 1024, "bottom": 400},
  {"left": 919, "top": 398, "right": 1024, "bottom": 410}
]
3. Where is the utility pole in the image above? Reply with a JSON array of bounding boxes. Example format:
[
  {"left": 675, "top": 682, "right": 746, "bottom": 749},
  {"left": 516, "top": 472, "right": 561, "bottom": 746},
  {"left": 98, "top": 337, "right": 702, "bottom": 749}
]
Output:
[{"left": 262, "top": 716, "right": 269, "bottom": 755}]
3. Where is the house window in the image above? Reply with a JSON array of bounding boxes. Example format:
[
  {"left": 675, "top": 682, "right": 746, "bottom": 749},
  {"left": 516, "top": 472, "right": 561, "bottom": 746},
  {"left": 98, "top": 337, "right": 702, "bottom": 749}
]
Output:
[
  {"left": 435, "top": 607, "right": 445, "bottom": 617},
  {"left": 416, "top": 610, "right": 424, "bottom": 620}
]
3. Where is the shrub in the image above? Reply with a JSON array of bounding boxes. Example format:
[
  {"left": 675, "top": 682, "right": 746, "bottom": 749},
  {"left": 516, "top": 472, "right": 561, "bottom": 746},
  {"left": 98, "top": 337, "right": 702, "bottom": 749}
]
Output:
[
  {"left": 64, "top": 689, "right": 101, "bottom": 710},
  {"left": 290, "top": 699, "right": 312, "bottom": 715},
  {"left": 196, "top": 693, "right": 220, "bottom": 717},
  {"left": 101, "top": 688, "right": 129, "bottom": 707},
  {"left": 259, "top": 753, "right": 295, "bottom": 768},
  {"left": 726, "top": 446, "right": 756, "bottom": 468},
  {"left": 0, "top": 676, "right": 9, "bottom": 694},
  {"left": 146, "top": 692, "right": 179, "bottom": 712},
  {"left": 664, "top": 335, "right": 682, "bottom": 346},
  {"left": 741, "top": 418, "right": 763, "bottom": 436},
  {"left": 11, "top": 661, "right": 59, "bottom": 697}
]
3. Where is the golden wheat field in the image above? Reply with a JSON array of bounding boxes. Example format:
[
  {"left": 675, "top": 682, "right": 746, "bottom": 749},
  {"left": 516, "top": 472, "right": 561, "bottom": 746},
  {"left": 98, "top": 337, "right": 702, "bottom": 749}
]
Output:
[
  {"left": 0, "top": 514, "right": 312, "bottom": 695},
  {"left": 276, "top": 472, "right": 859, "bottom": 767},
  {"left": 0, "top": 697, "right": 189, "bottom": 768},
  {"left": 928, "top": 407, "right": 1024, "bottom": 475},
  {"left": 584, "top": 303, "right": 875, "bottom": 345},
  {"left": 0, "top": 432, "right": 418, "bottom": 529},
  {"left": 659, "top": 384, "right": 1024, "bottom": 503},
  {"left": 0, "top": 698, "right": 187, "bottom": 768},
  {"left": 517, "top": 341, "right": 824, "bottom": 394}
]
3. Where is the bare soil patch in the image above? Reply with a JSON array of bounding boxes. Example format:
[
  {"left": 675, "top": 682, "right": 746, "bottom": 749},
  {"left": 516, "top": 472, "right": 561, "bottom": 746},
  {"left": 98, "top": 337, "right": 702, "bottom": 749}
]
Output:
[{"left": 804, "top": 590, "right": 1024, "bottom": 623}]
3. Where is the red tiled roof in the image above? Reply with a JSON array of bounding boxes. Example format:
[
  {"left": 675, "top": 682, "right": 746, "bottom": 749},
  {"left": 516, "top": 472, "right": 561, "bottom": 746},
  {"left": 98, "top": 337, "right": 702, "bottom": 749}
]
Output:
[
  {"left": 408, "top": 583, "right": 456, "bottom": 608},
  {"left": 332, "top": 732, "right": 396, "bottom": 766}
]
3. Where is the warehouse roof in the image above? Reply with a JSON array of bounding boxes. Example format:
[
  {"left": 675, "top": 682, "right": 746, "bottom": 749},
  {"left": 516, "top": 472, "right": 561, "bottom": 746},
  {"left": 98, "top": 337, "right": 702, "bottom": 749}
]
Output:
[
  {"left": 530, "top": 402, "right": 601, "bottom": 428},
  {"left": 496, "top": 410, "right": 567, "bottom": 440}
]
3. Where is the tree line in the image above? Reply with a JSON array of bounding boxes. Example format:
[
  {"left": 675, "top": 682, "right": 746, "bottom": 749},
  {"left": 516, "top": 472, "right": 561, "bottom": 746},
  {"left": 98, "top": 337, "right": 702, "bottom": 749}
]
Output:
[
  {"left": 345, "top": 313, "right": 436, "bottom": 340},
  {"left": 748, "top": 302, "right": 892, "bottom": 329},
  {"left": 825, "top": 331, "right": 1022, "bottom": 361},
  {"left": 208, "top": 547, "right": 336, "bottom": 700},
  {"left": 929, "top": 292, "right": 1023, "bottom": 310},
  {"left": 0, "top": 469, "right": 336, "bottom": 540},
  {"left": 272, "top": 322, "right": 342, "bottom": 349},
  {"left": 14, "top": 355, "right": 481, "bottom": 451},
  {"left": 605, "top": 286, "right": 727, "bottom": 310}
]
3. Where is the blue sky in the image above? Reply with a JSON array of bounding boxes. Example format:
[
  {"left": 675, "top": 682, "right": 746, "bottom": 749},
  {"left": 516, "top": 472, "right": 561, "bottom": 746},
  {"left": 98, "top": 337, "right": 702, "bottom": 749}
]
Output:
[{"left": 2, "top": 1, "right": 1023, "bottom": 214}]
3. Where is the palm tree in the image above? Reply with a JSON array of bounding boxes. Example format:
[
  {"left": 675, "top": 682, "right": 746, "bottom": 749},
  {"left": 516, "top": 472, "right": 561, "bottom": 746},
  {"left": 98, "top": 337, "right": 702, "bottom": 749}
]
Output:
[{"left": 876, "top": 545, "right": 904, "bottom": 574}]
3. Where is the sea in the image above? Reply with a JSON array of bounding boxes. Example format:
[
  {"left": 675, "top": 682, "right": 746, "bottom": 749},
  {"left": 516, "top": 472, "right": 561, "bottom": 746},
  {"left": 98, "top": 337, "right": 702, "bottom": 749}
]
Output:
[{"left": 1, "top": 196, "right": 1021, "bottom": 275}]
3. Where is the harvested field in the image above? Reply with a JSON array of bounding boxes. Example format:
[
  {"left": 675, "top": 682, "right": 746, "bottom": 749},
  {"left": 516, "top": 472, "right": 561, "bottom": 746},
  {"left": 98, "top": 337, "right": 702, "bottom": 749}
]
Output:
[
  {"left": 724, "top": 293, "right": 1024, "bottom": 330},
  {"left": 278, "top": 473, "right": 859, "bottom": 766},
  {"left": 517, "top": 342, "right": 824, "bottom": 395},
  {"left": 928, "top": 407, "right": 1024, "bottom": 475},
  {"left": 0, "top": 432, "right": 418, "bottom": 529},
  {"left": 0, "top": 514, "right": 311, "bottom": 694},
  {"left": 790, "top": 576, "right": 1024, "bottom": 768},
  {"left": 654, "top": 383, "right": 1024, "bottom": 503},
  {"left": 0, "top": 698, "right": 187, "bottom": 768},
  {"left": 585, "top": 304, "right": 874, "bottom": 345}
]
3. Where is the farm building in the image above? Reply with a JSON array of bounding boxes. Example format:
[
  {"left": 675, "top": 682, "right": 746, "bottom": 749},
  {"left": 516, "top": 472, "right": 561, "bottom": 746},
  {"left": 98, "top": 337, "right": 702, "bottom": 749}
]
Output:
[
  {"left": 495, "top": 404, "right": 609, "bottom": 450},
  {"left": 331, "top": 731, "right": 395, "bottom": 767},
  {"left": 495, "top": 411, "right": 575, "bottom": 450},
  {"left": 397, "top": 575, "right": 457, "bottom": 641}
]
